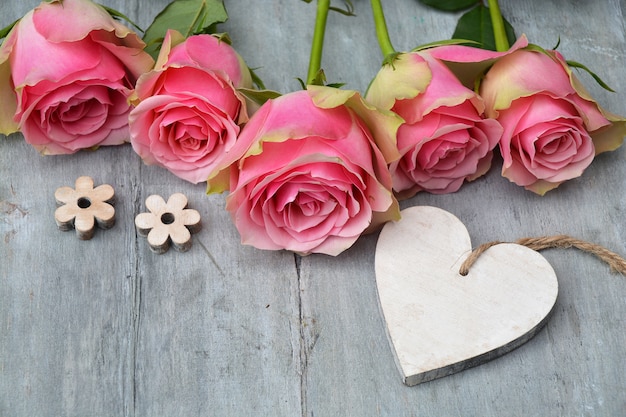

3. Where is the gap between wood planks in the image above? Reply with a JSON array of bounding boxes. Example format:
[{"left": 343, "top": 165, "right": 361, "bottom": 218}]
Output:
[
  {"left": 293, "top": 252, "right": 320, "bottom": 417},
  {"left": 294, "top": 253, "right": 309, "bottom": 417},
  {"left": 131, "top": 174, "right": 143, "bottom": 417}
]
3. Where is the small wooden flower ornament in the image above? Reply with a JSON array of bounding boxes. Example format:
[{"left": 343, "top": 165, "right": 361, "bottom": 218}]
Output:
[
  {"left": 135, "top": 193, "right": 202, "bottom": 253},
  {"left": 54, "top": 176, "right": 115, "bottom": 240}
]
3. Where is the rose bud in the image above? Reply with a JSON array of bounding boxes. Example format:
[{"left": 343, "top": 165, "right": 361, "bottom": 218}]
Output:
[
  {"left": 480, "top": 48, "right": 626, "bottom": 194},
  {"left": 208, "top": 86, "right": 401, "bottom": 256},
  {"left": 366, "top": 50, "right": 503, "bottom": 198},
  {"left": 0, "top": 0, "right": 154, "bottom": 154},
  {"left": 129, "top": 30, "right": 253, "bottom": 184}
]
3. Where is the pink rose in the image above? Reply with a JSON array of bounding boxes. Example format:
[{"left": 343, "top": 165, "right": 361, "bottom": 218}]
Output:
[
  {"left": 129, "top": 30, "right": 252, "bottom": 184},
  {"left": 0, "top": 0, "right": 154, "bottom": 154},
  {"left": 480, "top": 48, "right": 626, "bottom": 194},
  {"left": 366, "top": 50, "right": 503, "bottom": 198},
  {"left": 208, "top": 86, "right": 401, "bottom": 256}
]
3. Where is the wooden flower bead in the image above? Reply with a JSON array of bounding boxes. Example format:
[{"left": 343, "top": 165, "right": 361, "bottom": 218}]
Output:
[
  {"left": 54, "top": 176, "right": 115, "bottom": 240},
  {"left": 135, "top": 193, "right": 202, "bottom": 254}
]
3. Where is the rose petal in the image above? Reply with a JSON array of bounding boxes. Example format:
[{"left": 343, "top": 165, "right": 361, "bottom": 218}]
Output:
[
  {"left": 0, "top": 24, "right": 19, "bottom": 134},
  {"left": 33, "top": 0, "right": 122, "bottom": 42},
  {"left": 171, "top": 34, "right": 252, "bottom": 88},
  {"left": 365, "top": 52, "right": 432, "bottom": 110}
]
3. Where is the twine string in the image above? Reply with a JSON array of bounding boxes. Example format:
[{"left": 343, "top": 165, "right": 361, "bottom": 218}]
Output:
[{"left": 459, "top": 235, "right": 626, "bottom": 276}]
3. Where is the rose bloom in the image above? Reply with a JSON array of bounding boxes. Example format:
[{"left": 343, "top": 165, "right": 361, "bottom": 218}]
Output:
[
  {"left": 480, "top": 48, "right": 626, "bottom": 194},
  {"left": 0, "top": 0, "right": 154, "bottom": 154},
  {"left": 207, "top": 86, "right": 401, "bottom": 256},
  {"left": 129, "top": 30, "right": 253, "bottom": 184},
  {"left": 367, "top": 50, "right": 503, "bottom": 198}
]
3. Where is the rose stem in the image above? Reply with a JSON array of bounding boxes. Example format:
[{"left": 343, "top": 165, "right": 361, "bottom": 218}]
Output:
[
  {"left": 488, "top": 0, "right": 509, "bottom": 52},
  {"left": 306, "top": 0, "right": 331, "bottom": 86},
  {"left": 370, "top": 0, "right": 396, "bottom": 57}
]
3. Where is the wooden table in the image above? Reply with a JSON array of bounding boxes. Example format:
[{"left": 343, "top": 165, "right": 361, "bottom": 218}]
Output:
[{"left": 1, "top": 0, "right": 625, "bottom": 415}]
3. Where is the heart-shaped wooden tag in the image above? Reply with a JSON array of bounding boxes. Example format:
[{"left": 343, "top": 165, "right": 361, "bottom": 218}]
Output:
[{"left": 375, "top": 206, "right": 558, "bottom": 386}]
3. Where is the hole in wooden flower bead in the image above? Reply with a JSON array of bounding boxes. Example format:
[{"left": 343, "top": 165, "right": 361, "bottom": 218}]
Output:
[
  {"left": 161, "top": 212, "right": 175, "bottom": 225},
  {"left": 77, "top": 197, "right": 92, "bottom": 209}
]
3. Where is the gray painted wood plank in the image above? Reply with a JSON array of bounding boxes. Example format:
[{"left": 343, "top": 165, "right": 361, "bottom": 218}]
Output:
[
  {"left": 1, "top": 0, "right": 626, "bottom": 416},
  {"left": 1, "top": 142, "right": 140, "bottom": 416}
]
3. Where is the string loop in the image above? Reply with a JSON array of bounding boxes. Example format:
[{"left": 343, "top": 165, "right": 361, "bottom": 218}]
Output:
[{"left": 459, "top": 235, "right": 626, "bottom": 276}]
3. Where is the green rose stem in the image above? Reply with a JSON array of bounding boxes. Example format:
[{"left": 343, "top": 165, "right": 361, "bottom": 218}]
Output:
[
  {"left": 370, "top": 0, "right": 396, "bottom": 57},
  {"left": 488, "top": 0, "right": 509, "bottom": 52},
  {"left": 306, "top": 0, "right": 331, "bottom": 85}
]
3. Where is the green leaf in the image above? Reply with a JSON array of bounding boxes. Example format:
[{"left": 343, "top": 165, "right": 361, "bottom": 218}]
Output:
[
  {"left": 248, "top": 67, "right": 266, "bottom": 90},
  {"left": 305, "top": 69, "right": 346, "bottom": 88},
  {"left": 325, "top": 82, "right": 346, "bottom": 88},
  {"left": 208, "top": 32, "right": 232, "bottom": 46},
  {"left": 98, "top": 4, "right": 143, "bottom": 32},
  {"left": 302, "top": 0, "right": 355, "bottom": 16},
  {"left": 451, "top": 4, "right": 516, "bottom": 51},
  {"left": 309, "top": 68, "right": 327, "bottom": 87},
  {"left": 411, "top": 38, "right": 480, "bottom": 52},
  {"left": 419, "top": 0, "right": 480, "bottom": 12},
  {"left": 329, "top": 1, "right": 355, "bottom": 16},
  {"left": 296, "top": 78, "right": 307, "bottom": 90},
  {"left": 0, "top": 19, "right": 18, "bottom": 40},
  {"left": 381, "top": 51, "right": 402, "bottom": 68},
  {"left": 523, "top": 43, "right": 551, "bottom": 55},
  {"left": 143, "top": 0, "right": 228, "bottom": 59},
  {"left": 295, "top": 71, "right": 344, "bottom": 89},
  {"left": 566, "top": 60, "right": 615, "bottom": 92},
  {"left": 524, "top": 43, "right": 567, "bottom": 61},
  {"left": 238, "top": 88, "right": 282, "bottom": 106}
]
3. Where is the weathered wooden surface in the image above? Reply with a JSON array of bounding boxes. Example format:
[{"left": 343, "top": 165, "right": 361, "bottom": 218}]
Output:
[{"left": 1, "top": 0, "right": 625, "bottom": 416}]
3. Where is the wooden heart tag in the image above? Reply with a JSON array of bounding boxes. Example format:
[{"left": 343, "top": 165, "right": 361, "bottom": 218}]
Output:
[{"left": 375, "top": 206, "right": 559, "bottom": 386}]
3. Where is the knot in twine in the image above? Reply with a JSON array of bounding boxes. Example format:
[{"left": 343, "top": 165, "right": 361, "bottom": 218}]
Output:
[{"left": 459, "top": 235, "right": 626, "bottom": 276}]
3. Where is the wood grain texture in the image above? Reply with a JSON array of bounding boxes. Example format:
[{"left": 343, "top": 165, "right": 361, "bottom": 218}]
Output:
[{"left": 1, "top": 0, "right": 626, "bottom": 416}]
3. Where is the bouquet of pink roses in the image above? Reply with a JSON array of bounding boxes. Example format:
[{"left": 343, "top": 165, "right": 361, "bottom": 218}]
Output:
[
  {"left": 1, "top": 0, "right": 624, "bottom": 256},
  {"left": 368, "top": 0, "right": 626, "bottom": 196}
]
